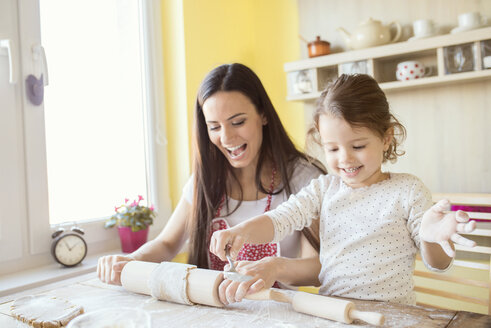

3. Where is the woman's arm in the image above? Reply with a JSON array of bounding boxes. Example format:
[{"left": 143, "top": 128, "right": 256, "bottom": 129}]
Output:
[
  {"left": 131, "top": 196, "right": 191, "bottom": 262},
  {"left": 275, "top": 255, "right": 321, "bottom": 287},
  {"left": 97, "top": 196, "right": 191, "bottom": 285}
]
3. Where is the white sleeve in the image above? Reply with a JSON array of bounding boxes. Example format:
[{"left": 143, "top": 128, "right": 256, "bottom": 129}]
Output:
[
  {"left": 406, "top": 176, "right": 452, "bottom": 272},
  {"left": 406, "top": 176, "right": 432, "bottom": 248},
  {"left": 266, "top": 176, "right": 327, "bottom": 242}
]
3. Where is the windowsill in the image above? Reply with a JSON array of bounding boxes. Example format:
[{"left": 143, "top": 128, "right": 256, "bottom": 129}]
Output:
[{"left": 0, "top": 250, "right": 119, "bottom": 303}]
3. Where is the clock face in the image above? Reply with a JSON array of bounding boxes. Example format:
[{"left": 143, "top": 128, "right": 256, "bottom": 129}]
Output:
[{"left": 52, "top": 233, "right": 87, "bottom": 267}]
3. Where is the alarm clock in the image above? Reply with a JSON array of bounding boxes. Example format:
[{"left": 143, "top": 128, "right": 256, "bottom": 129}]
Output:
[{"left": 51, "top": 226, "right": 87, "bottom": 267}]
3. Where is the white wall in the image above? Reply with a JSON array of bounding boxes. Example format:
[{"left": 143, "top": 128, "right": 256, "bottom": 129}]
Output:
[{"left": 297, "top": 0, "right": 491, "bottom": 193}]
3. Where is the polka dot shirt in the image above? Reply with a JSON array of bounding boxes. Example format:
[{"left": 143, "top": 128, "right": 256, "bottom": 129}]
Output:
[{"left": 267, "top": 173, "right": 434, "bottom": 304}]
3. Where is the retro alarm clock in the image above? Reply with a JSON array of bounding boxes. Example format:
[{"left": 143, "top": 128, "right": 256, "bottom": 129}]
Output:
[{"left": 51, "top": 226, "right": 87, "bottom": 267}]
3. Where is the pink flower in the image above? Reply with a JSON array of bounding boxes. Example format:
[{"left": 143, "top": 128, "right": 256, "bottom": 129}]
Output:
[
  {"left": 150, "top": 205, "right": 154, "bottom": 211},
  {"left": 114, "top": 206, "right": 119, "bottom": 212},
  {"left": 138, "top": 195, "right": 144, "bottom": 201},
  {"left": 130, "top": 201, "right": 138, "bottom": 207},
  {"left": 125, "top": 198, "right": 129, "bottom": 203}
]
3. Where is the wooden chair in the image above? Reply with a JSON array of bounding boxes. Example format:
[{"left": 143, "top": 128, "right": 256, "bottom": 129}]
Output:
[{"left": 413, "top": 193, "right": 491, "bottom": 314}]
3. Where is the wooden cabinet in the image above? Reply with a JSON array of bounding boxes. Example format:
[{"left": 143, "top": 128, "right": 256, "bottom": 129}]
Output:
[{"left": 285, "top": 26, "right": 491, "bottom": 101}]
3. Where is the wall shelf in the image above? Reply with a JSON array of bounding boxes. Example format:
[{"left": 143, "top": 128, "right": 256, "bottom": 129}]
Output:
[{"left": 285, "top": 26, "right": 491, "bottom": 101}]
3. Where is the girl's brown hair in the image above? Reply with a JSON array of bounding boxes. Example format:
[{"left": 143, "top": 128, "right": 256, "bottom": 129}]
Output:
[
  {"left": 188, "top": 63, "right": 326, "bottom": 268},
  {"left": 308, "top": 74, "right": 406, "bottom": 163}
]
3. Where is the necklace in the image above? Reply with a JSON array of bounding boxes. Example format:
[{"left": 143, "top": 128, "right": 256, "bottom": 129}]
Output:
[{"left": 216, "top": 165, "right": 276, "bottom": 217}]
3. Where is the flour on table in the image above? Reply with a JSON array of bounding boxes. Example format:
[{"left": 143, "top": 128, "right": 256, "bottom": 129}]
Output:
[
  {"left": 10, "top": 295, "right": 84, "bottom": 328},
  {"left": 65, "top": 307, "right": 150, "bottom": 328}
]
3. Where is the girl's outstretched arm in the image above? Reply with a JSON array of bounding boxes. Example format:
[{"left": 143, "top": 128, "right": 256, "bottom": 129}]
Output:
[
  {"left": 210, "top": 214, "right": 275, "bottom": 261},
  {"left": 419, "top": 199, "right": 477, "bottom": 269}
]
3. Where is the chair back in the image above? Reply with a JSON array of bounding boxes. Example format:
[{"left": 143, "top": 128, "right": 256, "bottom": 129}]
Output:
[{"left": 413, "top": 193, "right": 491, "bottom": 314}]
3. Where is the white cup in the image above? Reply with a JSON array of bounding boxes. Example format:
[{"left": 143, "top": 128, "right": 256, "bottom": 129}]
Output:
[
  {"left": 413, "top": 19, "right": 436, "bottom": 37},
  {"left": 458, "top": 12, "right": 484, "bottom": 28},
  {"left": 396, "top": 61, "right": 432, "bottom": 81}
]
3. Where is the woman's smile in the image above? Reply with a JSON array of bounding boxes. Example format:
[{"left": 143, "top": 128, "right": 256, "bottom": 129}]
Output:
[{"left": 226, "top": 144, "right": 247, "bottom": 159}]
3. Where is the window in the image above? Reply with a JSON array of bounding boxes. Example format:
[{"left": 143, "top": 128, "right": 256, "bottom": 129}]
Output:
[
  {"left": 40, "top": 0, "right": 148, "bottom": 224},
  {"left": 0, "top": 0, "right": 170, "bottom": 271}
]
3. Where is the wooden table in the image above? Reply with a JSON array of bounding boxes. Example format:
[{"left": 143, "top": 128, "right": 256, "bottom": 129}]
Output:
[{"left": 0, "top": 273, "right": 489, "bottom": 327}]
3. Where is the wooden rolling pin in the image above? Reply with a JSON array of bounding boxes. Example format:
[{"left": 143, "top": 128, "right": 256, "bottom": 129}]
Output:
[
  {"left": 246, "top": 288, "right": 385, "bottom": 326},
  {"left": 121, "top": 261, "right": 384, "bottom": 326}
]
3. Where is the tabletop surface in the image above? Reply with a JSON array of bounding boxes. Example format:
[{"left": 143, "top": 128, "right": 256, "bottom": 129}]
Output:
[{"left": 0, "top": 273, "right": 489, "bottom": 328}]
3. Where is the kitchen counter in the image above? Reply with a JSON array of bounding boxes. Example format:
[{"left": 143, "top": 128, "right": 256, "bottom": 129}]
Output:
[{"left": 0, "top": 273, "right": 489, "bottom": 327}]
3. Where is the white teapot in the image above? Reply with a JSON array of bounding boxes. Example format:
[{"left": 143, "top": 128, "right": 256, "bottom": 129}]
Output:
[{"left": 337, "top": 18, "right": 402, "bottom": 50}]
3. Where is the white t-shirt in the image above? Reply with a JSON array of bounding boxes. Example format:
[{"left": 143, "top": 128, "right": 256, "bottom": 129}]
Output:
[
  {"left": 267, "top": 172, "right": 434, "bottom": 304},
  {"left": 182, "top": 159, "right": 323, "bottom": 258}
]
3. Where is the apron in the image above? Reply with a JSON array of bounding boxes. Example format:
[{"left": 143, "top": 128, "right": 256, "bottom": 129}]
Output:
[{"left": 208, "top": 167, "right": 279, "bottom": 273}]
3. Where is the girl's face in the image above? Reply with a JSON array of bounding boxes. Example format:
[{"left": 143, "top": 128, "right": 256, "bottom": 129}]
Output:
[
  {"left": 202, "top": 91, "right": 267, "bottom": 171},
  {"left": 318, "top": 114, "right": 391, "bottom": 189}
]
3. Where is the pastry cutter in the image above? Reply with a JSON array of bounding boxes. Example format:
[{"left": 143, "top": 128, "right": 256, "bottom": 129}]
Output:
[{"left": 224, "top": 248, "right": 253, "bottom": 283}]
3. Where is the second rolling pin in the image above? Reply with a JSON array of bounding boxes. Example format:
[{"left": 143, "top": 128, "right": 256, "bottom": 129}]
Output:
[{"left": 246, "top": 289, "right": 385, "bottom": 326}]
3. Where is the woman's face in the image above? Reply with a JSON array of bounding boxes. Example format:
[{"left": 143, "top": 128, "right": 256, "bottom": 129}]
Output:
[{"left": 202, "top": 91, "right": 267, "bottom": 171}]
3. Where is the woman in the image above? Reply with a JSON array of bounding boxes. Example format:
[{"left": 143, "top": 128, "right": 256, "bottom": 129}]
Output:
[{"left": 98, "top": 63, "right": 326, "bottom": 304}]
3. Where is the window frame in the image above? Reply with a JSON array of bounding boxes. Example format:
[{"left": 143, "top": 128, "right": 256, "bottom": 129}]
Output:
[{"left": 9, "top": 0, "right": 170, "bottom": 264}]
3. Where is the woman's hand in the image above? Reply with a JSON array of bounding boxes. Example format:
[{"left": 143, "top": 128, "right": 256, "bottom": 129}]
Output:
[
  {"left": 97, "top": 254, "right": 134, "bottom": 285},
  {"left": 420, "top": 199, "right": 477, "bottom": 257},
  {"left": 218, "top": 257, "right": 279, "bottom": 305}
]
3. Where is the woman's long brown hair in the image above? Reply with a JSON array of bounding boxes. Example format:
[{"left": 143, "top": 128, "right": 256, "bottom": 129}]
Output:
[{"left": 187, "top": 63, "right": 326, "bottom": 268}]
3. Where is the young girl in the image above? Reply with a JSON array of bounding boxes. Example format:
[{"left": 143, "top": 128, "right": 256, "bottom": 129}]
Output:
[{"left": 210, "top": 74, "right": 477, "bottom": 305}]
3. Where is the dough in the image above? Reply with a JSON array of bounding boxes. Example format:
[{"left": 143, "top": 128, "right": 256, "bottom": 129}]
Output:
[
  {"left": 148, "top": 262, "right": 196, "bottom": 305},
  {"left": 10, "top": 295, "right": 84, "bottom": 328}
]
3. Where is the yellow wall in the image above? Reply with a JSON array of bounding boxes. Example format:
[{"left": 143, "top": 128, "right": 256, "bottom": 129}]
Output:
[
  {"left": 162, "top": 0, "right": 305, "bottom": 207},
  {"left": 161, "top": 0, "right": 190, "bottom": 208}
]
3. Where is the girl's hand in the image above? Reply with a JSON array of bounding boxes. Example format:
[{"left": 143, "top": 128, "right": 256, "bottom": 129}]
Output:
[
  {"left": 209, "top": 226, "right": 247, "bottom": 261},
  {"left": 97, "top": 254, "right": 134, "bottom": 285},
  {"left": 420, "top": 199, "right": 477, "bottom": 257},
  {"left": 218, "top": 257, "right": 278, "bottom": 305}
]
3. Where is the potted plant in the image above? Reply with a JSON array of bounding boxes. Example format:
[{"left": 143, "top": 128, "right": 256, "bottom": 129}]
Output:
[{"left": 105, "top": 195, "right": 156, "bottom": 253}]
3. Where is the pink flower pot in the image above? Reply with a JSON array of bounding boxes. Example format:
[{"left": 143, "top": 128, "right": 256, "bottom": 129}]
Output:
[{"left": 117, "top": 226, "right": 149, "bottom": 253}]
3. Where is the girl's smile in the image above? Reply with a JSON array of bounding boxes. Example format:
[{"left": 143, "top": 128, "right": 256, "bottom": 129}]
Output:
[
  {"left": 318, "top": 114, "right": 391, "bottom": 188},
  {"left": 341, "top": 165, "right": 363, "bottom": 177}
]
